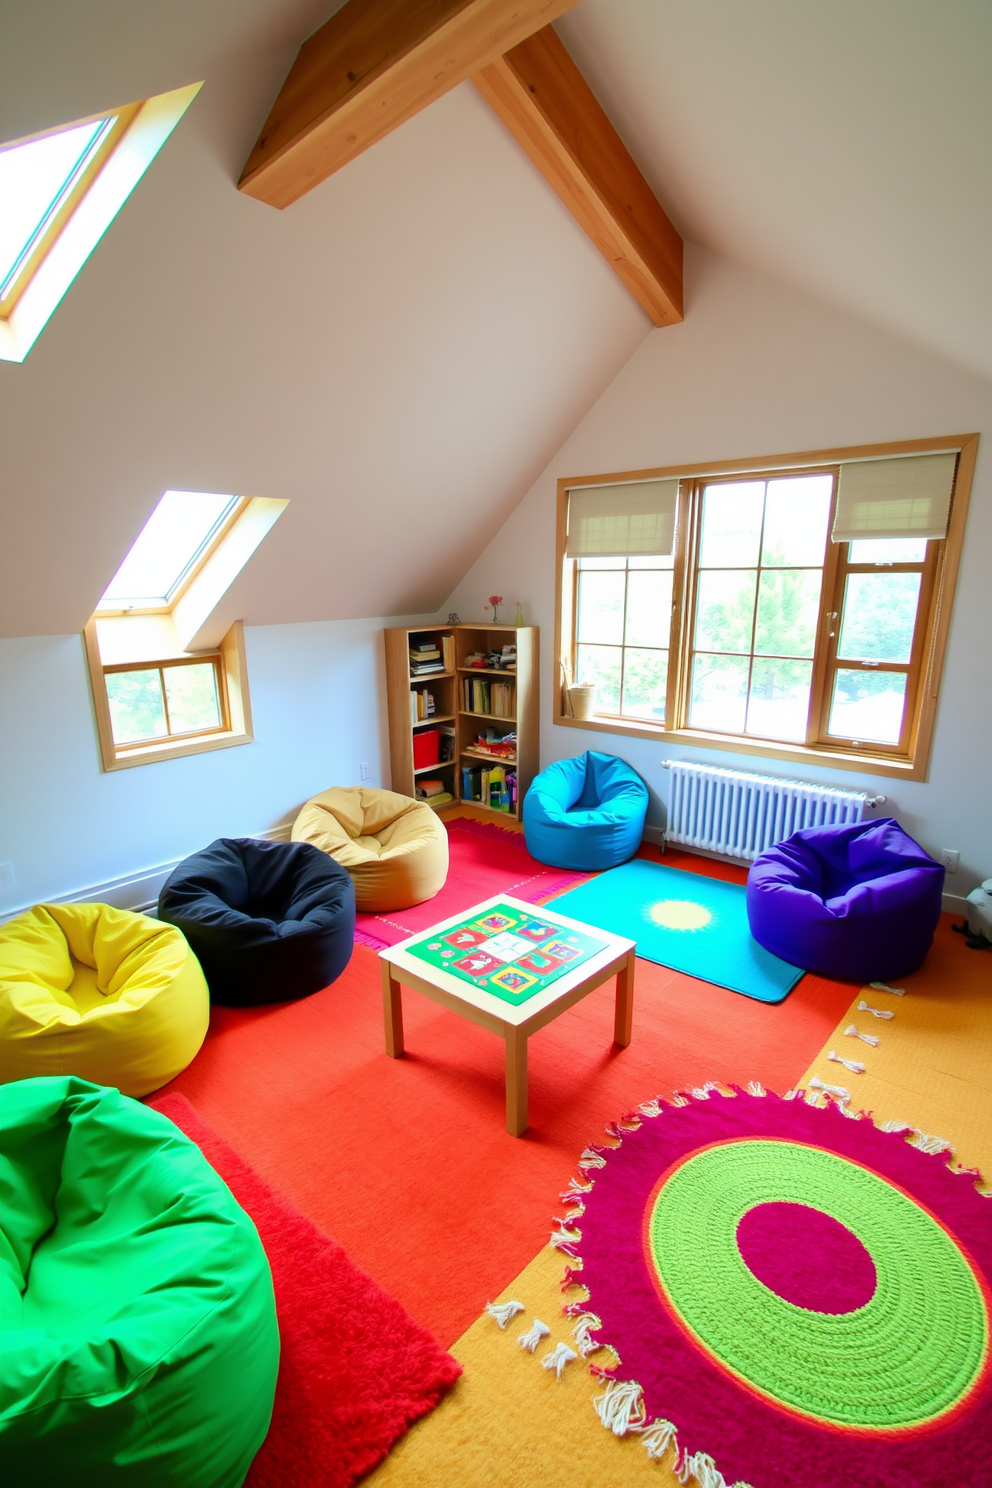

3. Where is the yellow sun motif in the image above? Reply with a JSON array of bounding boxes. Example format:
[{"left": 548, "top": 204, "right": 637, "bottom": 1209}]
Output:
[{"left": 647, "top": 899, "right": 713, "bottom": 932}]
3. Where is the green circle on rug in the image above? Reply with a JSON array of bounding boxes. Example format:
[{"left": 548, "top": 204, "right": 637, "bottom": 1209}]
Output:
[{"left": 647, "top": 1139, "right": 988, "bottom": 1429}]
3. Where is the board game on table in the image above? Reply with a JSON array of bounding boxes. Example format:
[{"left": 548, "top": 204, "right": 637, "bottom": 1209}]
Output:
[
  {"left": 379, "top": 894, "right": 636, "bottom": 1136},
  {"left": 406, "top": 900, "right": 608, "bottom": 1005}
]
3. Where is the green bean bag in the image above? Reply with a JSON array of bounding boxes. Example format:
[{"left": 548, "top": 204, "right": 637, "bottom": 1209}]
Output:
[{"left": 0, "top": 1077, "right": 279, "bottom": 1486}]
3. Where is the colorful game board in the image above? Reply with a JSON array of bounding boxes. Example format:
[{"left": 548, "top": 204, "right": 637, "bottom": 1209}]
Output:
[{"left": 407, "top": 901, "right": 608, "bottom": 1006}]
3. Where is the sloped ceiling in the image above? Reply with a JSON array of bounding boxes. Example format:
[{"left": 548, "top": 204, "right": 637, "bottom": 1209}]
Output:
[
  {"left": 1, "top": 1, "right": 989, "bottom": 640},
  {"left": 557, "top": 0, "right": 992, "bottom": 381},
  {"left": 0, "top": 0, "right": 650, "bottom": 638}
]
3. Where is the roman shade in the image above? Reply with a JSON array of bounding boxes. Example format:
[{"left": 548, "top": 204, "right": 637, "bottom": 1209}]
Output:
[
  {"left": 566, "top": 479, "right": 679, "bottom": 558},
  {"left": 831, "top": 452, "right": 957, "bottom": 542}
]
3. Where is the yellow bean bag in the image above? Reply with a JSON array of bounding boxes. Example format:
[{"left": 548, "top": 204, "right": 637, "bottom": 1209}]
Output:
[
  {"left": 0, "top": 903, "right": 209, "bottom": 1096},
  {"left": 292, "top": 786, "right": 448, "bottom": 912}
]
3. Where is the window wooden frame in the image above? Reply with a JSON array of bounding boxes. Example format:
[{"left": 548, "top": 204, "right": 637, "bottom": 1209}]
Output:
[
  {"left": 555, "top": 433, "right": 978, "bottom": 781},
  {"left": 84, "top": 620, "right": 253, "bottom": 771}
]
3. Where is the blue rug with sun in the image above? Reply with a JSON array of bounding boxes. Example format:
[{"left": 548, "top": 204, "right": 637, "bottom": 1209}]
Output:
[{"left": 551, "top": 860, "right": 803, "bottom": 1003}]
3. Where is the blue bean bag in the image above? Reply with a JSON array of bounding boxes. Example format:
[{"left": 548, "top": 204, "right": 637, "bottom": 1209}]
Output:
[
  {"left": 746, "top": 818, "right": 944, "bottom": 983},
  {"left": 523, "top": 751, "right": 649, "bottom": 870},
  {"left": 158, "top": 838, "right": 355, "bottom": 1007}
]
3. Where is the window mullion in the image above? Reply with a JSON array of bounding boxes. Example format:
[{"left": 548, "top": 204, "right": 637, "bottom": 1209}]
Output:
[
  {"left": 669, "top": 480, "right": 698, "bottom": 730},
  {"left": 808, "top": 476, "right": 842, "bottom": 745},
  {"left": 158, "top": 668, "right": 172, "bottom": 737}
]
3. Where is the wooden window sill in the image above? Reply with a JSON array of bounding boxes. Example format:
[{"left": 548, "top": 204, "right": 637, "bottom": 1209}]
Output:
[
  {"left": 104, "top": 730, "right": 253, "bottom": 771},
  {"left": 553, "top": 711, "right": 924, "bottom": 781}
]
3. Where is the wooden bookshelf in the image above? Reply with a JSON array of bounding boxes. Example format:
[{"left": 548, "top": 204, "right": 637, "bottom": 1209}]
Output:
[{"left": 384, "top": 623, "right": 538, "bottom": 818}]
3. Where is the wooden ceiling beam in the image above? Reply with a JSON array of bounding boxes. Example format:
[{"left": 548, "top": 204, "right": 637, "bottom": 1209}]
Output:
[
  {"left": 239, "top": 0, "right": 580, "bottom": 209},
  {"left": 474, "top": 27, "right": 683, "bottom": 326}
]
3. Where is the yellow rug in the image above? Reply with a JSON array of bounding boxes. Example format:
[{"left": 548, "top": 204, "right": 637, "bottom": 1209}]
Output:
[{"left": 368, "top": 918, "right": 990, "bottom": 1488}]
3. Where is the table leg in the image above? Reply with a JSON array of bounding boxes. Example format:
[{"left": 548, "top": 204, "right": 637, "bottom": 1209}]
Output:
[
  {"left": 504, "top": 1026, "right": 529, "bottom": 1137},
  {"left": 381, "top": 961, "right": 404, "bottom": 1057},
  {"left": 614, "top": 947, "right": 635, "bottom": 1046}
]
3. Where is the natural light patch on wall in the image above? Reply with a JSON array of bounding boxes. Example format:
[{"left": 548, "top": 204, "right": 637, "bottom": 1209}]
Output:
[
  {"left": 85, "top": 488, "right": 287, "bottom": 771},
  {"left": 0, "top": 82, "right": 200, "bottom": 364}
]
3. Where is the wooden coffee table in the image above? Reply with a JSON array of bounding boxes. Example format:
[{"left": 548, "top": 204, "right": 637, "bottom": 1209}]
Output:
[{"left": 378, "top": 893, "right": 635, "bottom": 1136}]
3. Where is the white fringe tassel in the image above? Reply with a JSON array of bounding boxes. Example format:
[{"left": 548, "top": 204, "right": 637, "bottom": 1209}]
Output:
[
  {"left": 549, "top": 1218, "right": 582, "bottom": 1251},
  {"left": 870, "top": 981, "right": 905, "bottom": 995},
  {"left": 828, "top": 1049, "right": 865, "bottom": 1074},
  {"left": 517, "top": 1318, "right": 551, "bottom": 1353},
  {"left": 858, "top": 1000, "right": 895, "bottom": 1020},
  {"left": 578, "top": 1147, "right": 607, "bottom": 1172},
  {"left": 807, "top": 1075, "right": 851, "bottom": 1104},
  {"left": 639, "top": 1097, "right": 664, "bottom": 1117},
  {"left": 570, "top": 1312, "right": 604, "bottom": 1356},
  {"left": 592, "top": 1377, "right": 647, "bottom": 1435},
  {"left": 746, "top": 1080, "right": 766, "bottom": 1096},
  {"left": 677, "top": 1448, "right": 754, "bottom": 1488},
  {"left": 541, "top": 1341, "right": 577, "bottom": 1379},
  {"left": 880, "top": 1119, "right": 953, "bottom": 1155},
  {"left": 845, "top": 1023, "right": 880, "bottom": 1047},
  {"left": 484, "top": 1299, "right": 524, "bottom": 1329},
  {"left": 639, "top": 1417, "right": 678, "bottom": 1461}
]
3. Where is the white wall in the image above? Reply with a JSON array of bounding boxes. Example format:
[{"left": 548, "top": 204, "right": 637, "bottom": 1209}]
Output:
[
  {"left": 443, "top": 247, "right": 992, "bottom": 900},
  {"left": 0, "top": 615, "right": 412, "bottom": 916}
]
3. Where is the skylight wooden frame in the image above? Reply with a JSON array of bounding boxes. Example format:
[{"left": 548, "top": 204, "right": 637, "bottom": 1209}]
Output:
[
  {"left": 95, "top": 495, "right": 250, "bottom": 617},
  {"left": 0, "top": 82, "right": 201, "bottom": 364},
  {"left": 0, "top": 104, "right": 141, "bottom": 322},
  {"left": 555, "top": 434, "right": 977, "bottom": 782}
]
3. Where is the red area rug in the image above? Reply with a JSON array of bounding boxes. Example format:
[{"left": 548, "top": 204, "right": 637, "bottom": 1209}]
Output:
[
  {"left": 565, "top": 1087, "right": 991, "bottom": 1488},
  {"left": 148, "top": 1093, "right": 460, "bottom": 1488},
  {"left": 354, "top": 817, "right": 588, "bottom": 948},
  {"left": 159, "top": 844, "right": 865, "bottom": 1345}
]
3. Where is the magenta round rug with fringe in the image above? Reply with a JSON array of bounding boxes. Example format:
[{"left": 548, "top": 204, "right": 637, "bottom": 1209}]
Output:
[{"left": 560, "top": 1088, "right": 991, "bottom": 1488}]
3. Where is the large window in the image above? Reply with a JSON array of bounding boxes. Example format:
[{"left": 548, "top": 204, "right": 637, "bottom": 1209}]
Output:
[{"left": 557, "top": 436, "right": 976, "bottom": 779}]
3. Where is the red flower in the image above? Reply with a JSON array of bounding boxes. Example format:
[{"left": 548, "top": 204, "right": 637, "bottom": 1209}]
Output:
[{"left": 488, "top": 595, "right": 504, "bottom": 607}]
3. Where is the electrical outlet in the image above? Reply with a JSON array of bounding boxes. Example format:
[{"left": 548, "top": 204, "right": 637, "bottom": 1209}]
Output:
[
  {"left": 360, "top": 761, "right": 371, "bottom": 781},
  {"left": 940, "top": 848, "right": 959, "bottom": 873},
  {"left": 0, "top": 861, "right": 15, "bottom": 891}
]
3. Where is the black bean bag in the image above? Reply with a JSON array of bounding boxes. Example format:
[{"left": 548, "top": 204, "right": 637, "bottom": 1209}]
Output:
[{"left": 158, "top": 838, "right": 355, "bottom": 1007}]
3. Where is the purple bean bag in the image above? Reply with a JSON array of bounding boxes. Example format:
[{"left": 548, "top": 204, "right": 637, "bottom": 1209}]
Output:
[{"left": 746, "top": 818, "right": 944, "bottom": 983}]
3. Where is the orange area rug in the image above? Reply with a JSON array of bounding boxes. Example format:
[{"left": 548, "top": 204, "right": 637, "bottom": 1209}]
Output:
[{"left": 160, "top": 842, "right": 856, "bottom": 1346}]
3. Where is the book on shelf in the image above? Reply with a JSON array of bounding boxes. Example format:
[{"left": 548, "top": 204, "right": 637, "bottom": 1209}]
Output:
[
  {"left": 459, "top": 764, "right": 517, "bottom": 813},
  {"left": 461, "top": 677, "right": 515, "bottom": 717},
  {"left": 410, "top": 661, "right": 444, "bottom": 676},
  {"left": 441, "top": 634, "right": 454, "bottom": 671},
  {"left": 410, "top": 688, "right": 437, "bottom": 724}
]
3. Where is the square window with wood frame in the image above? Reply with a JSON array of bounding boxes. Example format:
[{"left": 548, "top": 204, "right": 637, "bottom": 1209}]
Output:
[
  {"left": 84, "top": 488, "right": 287, "bottom": 770},
  {"left": 557, "top": 436, "right": 976, "bottom": 780}
]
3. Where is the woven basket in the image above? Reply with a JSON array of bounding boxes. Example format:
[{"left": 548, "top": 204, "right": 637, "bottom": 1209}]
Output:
[{"left": 568, "top": 684, "right": 597, "bottom": 720}]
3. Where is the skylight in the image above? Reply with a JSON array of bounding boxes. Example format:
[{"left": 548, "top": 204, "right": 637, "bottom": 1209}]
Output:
[
  {"left": 0, "top": 117, "right": 115, "bottom": 303},
  {"left": 99, "top": 491, "right": 242, "bottom": 610},
  {"left": 0, "top": 83, "right": 201, "bottom": 364}
]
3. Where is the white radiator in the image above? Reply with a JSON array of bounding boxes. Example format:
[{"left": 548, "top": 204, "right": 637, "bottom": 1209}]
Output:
[{"left": 663, "top": 762, "right": 884, "bottom": 861}]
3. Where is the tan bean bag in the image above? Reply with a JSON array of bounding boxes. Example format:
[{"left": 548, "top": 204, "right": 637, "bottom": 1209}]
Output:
[{"left": 291, "top": 787, "right": 448, "bottom": 913}]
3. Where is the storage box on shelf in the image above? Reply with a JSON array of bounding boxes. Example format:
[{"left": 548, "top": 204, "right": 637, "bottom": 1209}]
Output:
[{"left": 384, "top": 623, "right": 538, "bottom": 817}]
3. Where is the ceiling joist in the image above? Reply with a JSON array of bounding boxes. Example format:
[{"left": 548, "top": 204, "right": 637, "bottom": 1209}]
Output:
[
  {"left": 474, "top": 27, "right": 683, "bottom": 326},
  {"left": 239, "top": 0, "right": 579, "bottom": 209}
]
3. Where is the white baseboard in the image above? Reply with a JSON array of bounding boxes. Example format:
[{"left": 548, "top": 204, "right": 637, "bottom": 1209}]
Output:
[
  {"left": 0, "top": 824, "right": 294, "bottom": 924},
  {"left": 644, "top": 828, "right": 969, "bottom": 916}
]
